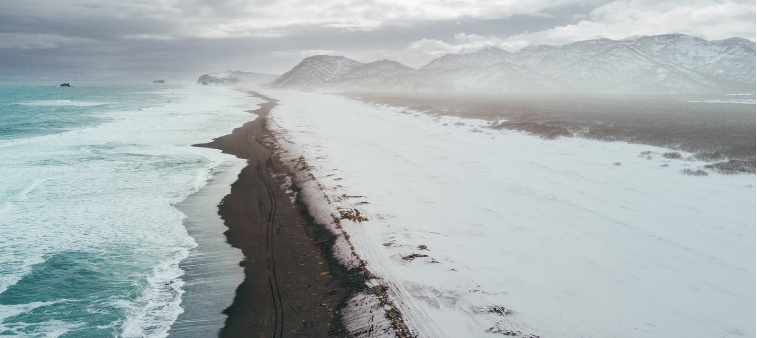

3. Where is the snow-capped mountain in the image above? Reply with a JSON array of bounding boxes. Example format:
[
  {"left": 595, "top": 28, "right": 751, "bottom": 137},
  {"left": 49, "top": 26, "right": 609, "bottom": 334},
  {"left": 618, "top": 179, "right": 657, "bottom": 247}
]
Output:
[
  {"left": 420, "top": 46, "right": 512, "bottom": 72},
  {"left": 543, "top": 43, "right": 717, "bottom": 93},
  {"left": 333, "top": 60, "right": 419, "bottom": 90},
  {"left": 503, "top": 34, "right": 754, "bottom": 93},
  {"left": 629, "top": 34, "right": 756, "bottom": 89},
  {"left": 196, "top": 70, "right": 279, "bottom": 85},
  {"left": 271, "top": 56, "right": 421, "bottom": 91},
  {"left": 508, "top": 39, "right": 620, "bottom": 75},
  {"left": 341, "top": 60, "right": 415, "bottom": 80},
  {"left": 271, "top": 55, "right": 364, "bottom": 89},
  {"left": 270, "top": 34, "right": 755, "bottom": 94}
]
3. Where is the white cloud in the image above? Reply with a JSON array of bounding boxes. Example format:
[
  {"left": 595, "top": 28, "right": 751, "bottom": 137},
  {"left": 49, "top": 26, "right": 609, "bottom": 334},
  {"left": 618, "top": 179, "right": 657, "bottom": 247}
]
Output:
[
  {"left": 452, "top": 33, "right": 530, "bottom": 52},
  {"left": 504, "top": 0, "right": 756, "bottom": 47},
  {"left": 272, "top": 49, "right": 339, "bottom": 58},
  {"left": 5, "top": 0, "right": 752, "bottom": 51},
  {"left": 0, "top": 33, "right": 95, "bottom": 49},
  {"left": 1, "top": 0, "right": 753, "bottom": 73},
  {"left": 402, "top": 0, "right": 754, "bottom": 64},
  {"left": 401, "top": 33, "right": 534, "bottom": 67},
  {"left": 405, "top": 33, "right": 528, "bottom": 60},
  {"left": 2, "top": 0, "right": 599, "bottom": 40},
  {"left": 407, "top": 38, "right": 457, "bottom": 56},
  {"left": 173, "top": 0, "right": 602, "bottom": 38}
]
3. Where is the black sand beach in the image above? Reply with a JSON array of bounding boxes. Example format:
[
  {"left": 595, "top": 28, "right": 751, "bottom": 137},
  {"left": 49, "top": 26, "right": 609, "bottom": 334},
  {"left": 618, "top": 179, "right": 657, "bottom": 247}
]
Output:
[{"left": 191, "top": 92, "right": 359, "bottom": 338}]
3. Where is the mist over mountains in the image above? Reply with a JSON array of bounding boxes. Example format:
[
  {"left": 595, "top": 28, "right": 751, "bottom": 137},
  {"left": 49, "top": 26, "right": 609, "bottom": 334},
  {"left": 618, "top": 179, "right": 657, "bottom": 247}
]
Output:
[{"left": 268, "top": 34, "right": 755, "bottom": 94}]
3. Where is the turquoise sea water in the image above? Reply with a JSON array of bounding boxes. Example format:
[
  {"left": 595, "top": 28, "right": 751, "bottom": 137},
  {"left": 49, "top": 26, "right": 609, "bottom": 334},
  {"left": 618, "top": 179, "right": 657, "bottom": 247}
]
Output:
[
  {"left": 0, "top": 81, "right": 253, "bottom": 337},
  {"left": 0, "top": 82, "right": 164, "bottom": 140}
]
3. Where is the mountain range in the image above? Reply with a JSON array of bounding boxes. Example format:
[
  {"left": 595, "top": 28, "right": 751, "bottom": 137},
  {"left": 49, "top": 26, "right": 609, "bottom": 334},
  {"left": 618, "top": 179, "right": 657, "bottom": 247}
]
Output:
[
  {"left": 269, "top": 34, "right": 755, "bottom": 94},
  {"left": 197, "top": 70, "right": 279, "bottom": 85}
]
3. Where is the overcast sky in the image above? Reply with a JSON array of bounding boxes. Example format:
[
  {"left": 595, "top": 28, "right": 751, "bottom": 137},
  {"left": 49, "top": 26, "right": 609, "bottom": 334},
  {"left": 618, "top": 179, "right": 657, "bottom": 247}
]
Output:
[{"left": 0, "top": 0, "right": 754, "bottom": 80}]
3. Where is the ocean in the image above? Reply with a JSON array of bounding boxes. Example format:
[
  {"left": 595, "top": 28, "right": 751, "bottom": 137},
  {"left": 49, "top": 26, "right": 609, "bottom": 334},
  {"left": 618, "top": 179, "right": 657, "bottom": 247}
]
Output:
[{"left": 0, "top": 81, "right": 253, "bottom": 337}]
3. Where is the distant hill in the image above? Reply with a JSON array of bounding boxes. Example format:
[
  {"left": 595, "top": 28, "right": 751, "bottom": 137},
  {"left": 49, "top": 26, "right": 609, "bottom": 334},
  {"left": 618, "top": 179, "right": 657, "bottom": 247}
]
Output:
[
  {"left": 270, "top": 56, "right": 365, "bottom": 89},
  {"left": 197, "top": 70, "right": 279, "bottom": 85},
  {"left": 270, "top": 34, "right": 755, "bottom": 94},
  {"left": 420, "top": 46, "right": 511, "bottom": 71}
]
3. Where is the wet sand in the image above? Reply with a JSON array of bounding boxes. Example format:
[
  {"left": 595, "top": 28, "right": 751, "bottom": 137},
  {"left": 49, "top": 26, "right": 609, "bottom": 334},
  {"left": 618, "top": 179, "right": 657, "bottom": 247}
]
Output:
[
  {"left": 193, "top": 92, "right": 358, "bottom": 338},
  {"left": 169, "top": 160, "right": 246, "bottom": 337}
]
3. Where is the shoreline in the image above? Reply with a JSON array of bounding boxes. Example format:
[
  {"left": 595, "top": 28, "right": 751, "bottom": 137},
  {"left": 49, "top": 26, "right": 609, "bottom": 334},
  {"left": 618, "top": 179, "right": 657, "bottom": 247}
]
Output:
[
  {"left": 168, "top": 159, "right": 246, "bottom": 337},
  {"left": 193, "top": 91, "right": 360, "bottom": 337}
]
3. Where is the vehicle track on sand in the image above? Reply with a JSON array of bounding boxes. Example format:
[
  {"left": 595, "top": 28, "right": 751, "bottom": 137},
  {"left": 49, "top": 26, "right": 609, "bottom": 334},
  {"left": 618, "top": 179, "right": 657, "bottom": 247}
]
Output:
[{"left": 245, "top": 127, "right": 285, "bottom": 338}]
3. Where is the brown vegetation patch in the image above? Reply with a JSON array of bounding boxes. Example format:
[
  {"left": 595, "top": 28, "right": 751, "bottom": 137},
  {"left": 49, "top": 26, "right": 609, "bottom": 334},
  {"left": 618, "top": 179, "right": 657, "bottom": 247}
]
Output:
[
  {"left": 681, "top": 168, "right": 709, "bottom": 176},
  {"left": 487, "top": 306, "right": 515, "bottom": 316},
  {"left": 485, "top": 328, "right": 541, "bottom": 338},
  {"left": 296, "top": 155, "right": 312, "bottom": 170},
  {"left": 402, "top": 253, "right": 429, "bottom": 261},
  {"left": 704, "top": 159, "right": 756, "bottom": 174},
  {"left": 694, "top": 151, "right": 726, "bottom": 162},
  {"left": 339, "top": 209, "right": 369, "bottom": 222},
  {"left": 663, "top": 152, "right": 683, "bottom": 159},
  {"left": 491, "top": 120, "right": 572, "bottom": 139}
]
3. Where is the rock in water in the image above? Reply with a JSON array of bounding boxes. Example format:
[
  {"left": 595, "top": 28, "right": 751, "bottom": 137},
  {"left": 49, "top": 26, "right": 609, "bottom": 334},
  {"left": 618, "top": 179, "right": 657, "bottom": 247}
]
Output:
[{"left": 59, "top": 83, "right": 72, "bottom": 87}]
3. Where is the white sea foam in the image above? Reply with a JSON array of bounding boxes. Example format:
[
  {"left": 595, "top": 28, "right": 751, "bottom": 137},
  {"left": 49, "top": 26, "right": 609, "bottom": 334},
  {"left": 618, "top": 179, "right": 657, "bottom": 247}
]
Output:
[
  {"left": 0, "top": 85, "right": 257, "bottom": 337},
  {"left": 0, "top": 301, "right": 75, "bottom": 334},
  {"left": 121, "top": 249, "right": 189, "bottom": 338},
  {"left": 18, "top": 100, "right": 111, "bottom": 106}
]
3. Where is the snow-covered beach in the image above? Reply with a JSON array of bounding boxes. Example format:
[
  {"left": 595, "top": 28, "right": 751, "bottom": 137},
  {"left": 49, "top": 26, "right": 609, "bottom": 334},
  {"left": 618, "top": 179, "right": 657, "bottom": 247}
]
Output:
[{"left": 262, "top": 90, "right": 755, "bottom": 338}]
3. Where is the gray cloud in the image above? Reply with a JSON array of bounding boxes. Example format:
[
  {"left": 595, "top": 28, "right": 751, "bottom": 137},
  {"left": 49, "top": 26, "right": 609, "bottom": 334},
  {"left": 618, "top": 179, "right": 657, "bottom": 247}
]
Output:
[{"left": 0, "top": 0, "right": 752, "bottom": 80}]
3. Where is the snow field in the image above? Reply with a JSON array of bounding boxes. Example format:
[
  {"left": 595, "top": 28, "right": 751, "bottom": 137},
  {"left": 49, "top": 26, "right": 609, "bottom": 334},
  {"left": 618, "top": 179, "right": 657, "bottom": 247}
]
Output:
[{"left": 265, "top": 90, "right": 755, "bottom": 338}]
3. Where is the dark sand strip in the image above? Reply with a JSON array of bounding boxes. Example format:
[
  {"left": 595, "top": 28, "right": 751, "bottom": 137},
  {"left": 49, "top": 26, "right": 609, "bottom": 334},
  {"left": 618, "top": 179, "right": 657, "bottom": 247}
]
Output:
[{"left": 194, "top": 92, "right": 360, "bottom": 338}]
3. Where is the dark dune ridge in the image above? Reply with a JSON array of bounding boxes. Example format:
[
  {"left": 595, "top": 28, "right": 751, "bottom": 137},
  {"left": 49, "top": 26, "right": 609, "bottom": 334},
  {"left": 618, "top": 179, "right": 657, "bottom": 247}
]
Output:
[{"left": 345, "top": 92, "right": 756, "bottom": 173}]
